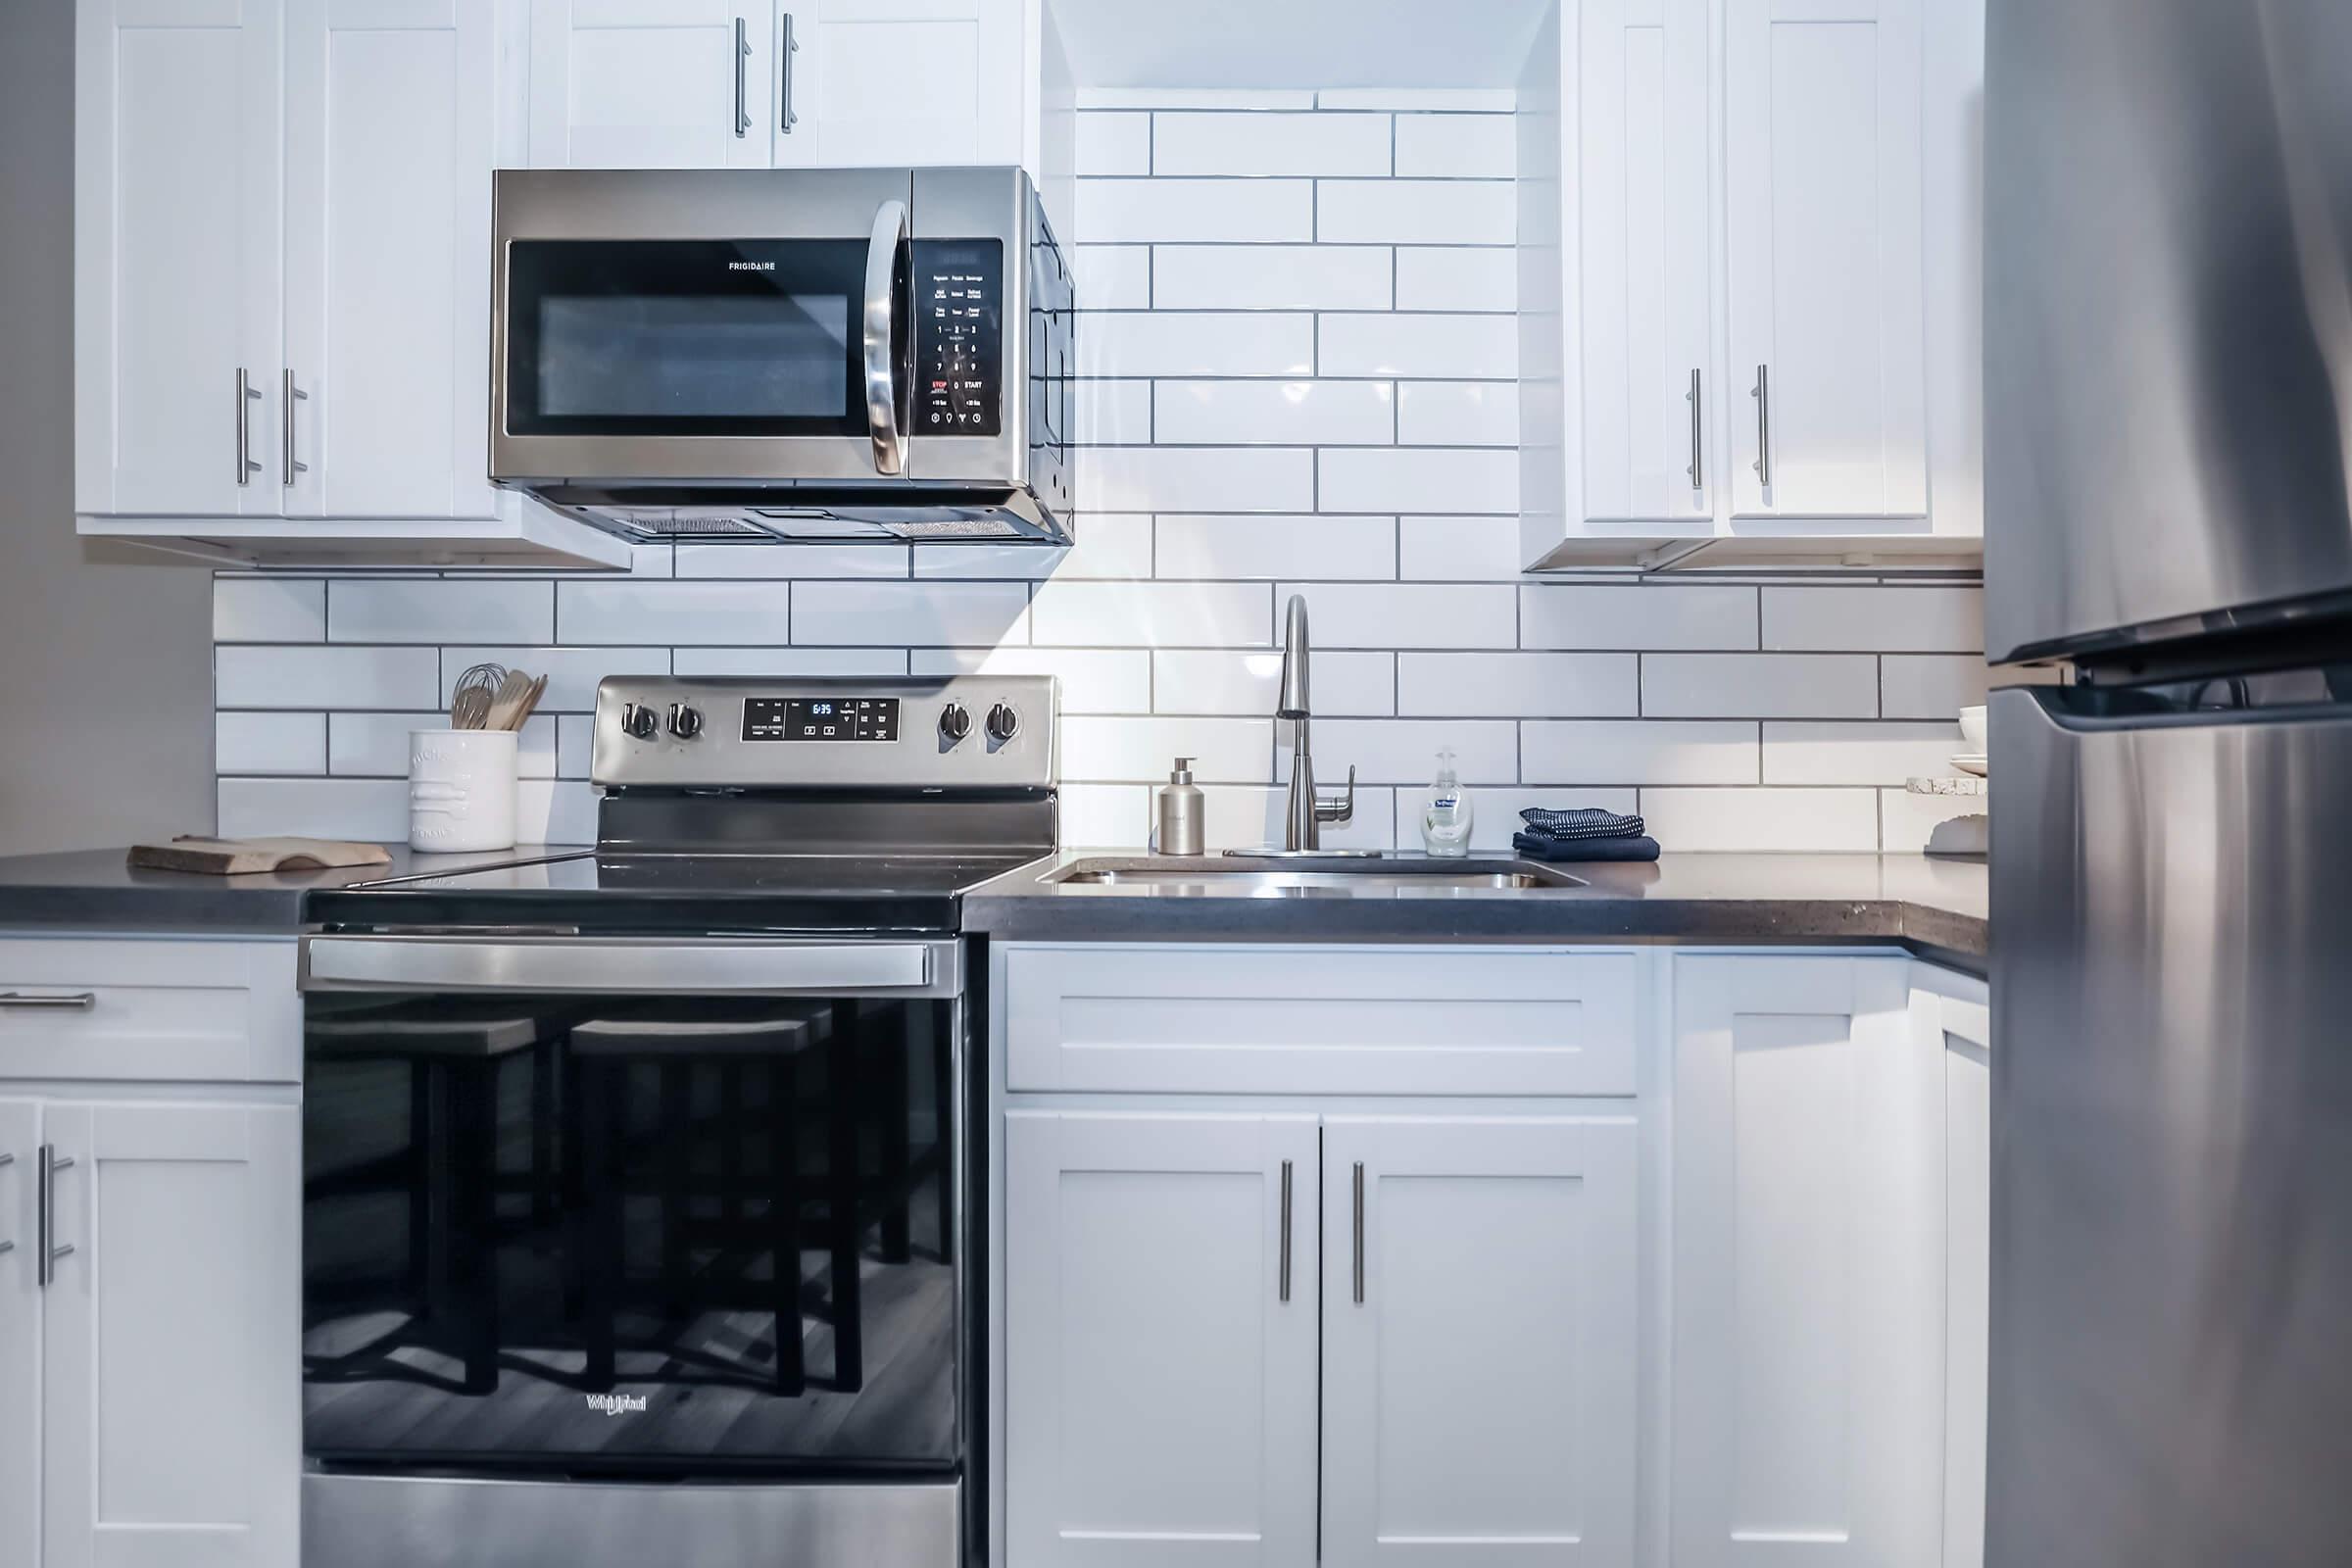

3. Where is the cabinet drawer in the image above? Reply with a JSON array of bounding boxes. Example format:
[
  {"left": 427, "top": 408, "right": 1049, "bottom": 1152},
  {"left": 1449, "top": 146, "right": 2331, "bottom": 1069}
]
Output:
[
  {"left": 1004, "top": 945, "right": 1637, "bottom": 1096},
  {"left": 0, "top": 936, "right": 299, "bottom": 1083}
]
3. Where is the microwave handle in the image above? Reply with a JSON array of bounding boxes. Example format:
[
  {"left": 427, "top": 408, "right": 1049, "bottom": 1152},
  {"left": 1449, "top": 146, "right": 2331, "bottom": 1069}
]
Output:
[{"left": 862, "top": 199, "right": 910, "bottom": 476}]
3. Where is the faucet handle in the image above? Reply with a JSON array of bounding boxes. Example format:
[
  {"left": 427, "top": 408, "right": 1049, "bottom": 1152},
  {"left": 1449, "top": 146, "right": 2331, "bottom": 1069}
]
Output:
[{"left": 1315, "top": 764, "right": 1356, "bottom": 825}]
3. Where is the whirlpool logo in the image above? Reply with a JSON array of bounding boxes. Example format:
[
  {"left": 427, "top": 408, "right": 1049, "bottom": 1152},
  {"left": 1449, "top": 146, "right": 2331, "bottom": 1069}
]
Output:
[
  {"left": 585, "top": 1394, "right": 649, "bottom": 1417},
  {"left": 727, "top": 261, "right": 776, "bottom": 271}
]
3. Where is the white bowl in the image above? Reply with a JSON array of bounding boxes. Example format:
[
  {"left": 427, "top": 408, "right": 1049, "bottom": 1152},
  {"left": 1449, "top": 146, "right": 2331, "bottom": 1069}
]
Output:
[{"left": 1959, "top": 705, "right": 1987, "bottom": 750}]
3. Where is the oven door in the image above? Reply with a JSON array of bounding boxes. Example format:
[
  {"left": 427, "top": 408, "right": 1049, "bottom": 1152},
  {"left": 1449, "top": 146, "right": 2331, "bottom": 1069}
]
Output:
[
  {"left": 492, "top": 169, "right": 913, "bottom": 487},
  {"left": 297, "top": 937, "right": 966, "bottom": 1481}
]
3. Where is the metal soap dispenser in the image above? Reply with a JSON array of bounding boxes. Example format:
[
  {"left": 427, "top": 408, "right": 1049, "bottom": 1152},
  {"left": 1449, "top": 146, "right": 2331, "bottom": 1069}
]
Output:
[{"left": 1154, "top": 757, "right": 1204, "bottom": 857}]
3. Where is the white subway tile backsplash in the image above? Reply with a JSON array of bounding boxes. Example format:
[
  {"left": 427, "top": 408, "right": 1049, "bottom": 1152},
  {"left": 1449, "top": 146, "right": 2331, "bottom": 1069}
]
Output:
[
  {"left": 557, "top": 713, "right": 594, "bottom": 778},
  {"left": 1032, "top": 581, "right": 1272, "bottom": 647},
  {"left": 1882, "top": 655, "right": 1991, "bottom": 720},
  {"left": 1076, "top": 312, "right": 1315, "bottom": 377},
  {"left": 1058, "top": 783, "right": 1152, "bottom": 847},
  {"left": 1317, "top": 180, "right": 1515, "bottom": 245},
  {"left": 1070, "top": 244, "right": 1152, "bottom": 308},
  {"left": 790, "top": 581, "right": 1029, "bottom": 647},
  {"left": 1318, "top": 448, "right": 1518, "bottom": 514},
  {"left": 439, "top": 647, "right": 670, "bottom": 710},
  {"left": 1641, "top": 654, "right": 1880, "bottom": 718},
  {"left": 674, "top": 544, "right": 910, "bottom": 580},
  {"left": 331, "top": 580, "right": 553, "bottom": 645},
  {"left": 1296, "top": 718, "right": 1517, "bottom": 784},
  {"left": 914, "top": 516, "right": 1153, "bottom": 581},
  {"left": 1397, "top": 653, "right": 1638, "bottom": 717},
  {"left": 671, "top": 648, "right": 907, "bottom": 677},
  {"left": 910, "top": 646, "right": 1151, "bottom": 713},
  {"left": 1154, "top": 649, "right": 1394, "bottom": 716},
  {"left": 1318, "top": 314, "right": 1517, "bottom": 379},
  {"left": 1210, "top": 785, "right": 1396, "bottom": 851},
  {"left": 1076, "top": 446, "right": 1317, "bottom": 513},
  {"left": 1151, "top": 245, "right": 1392, "bottom": 311},
  {"left": 1393, "top": 113, "right": 1517, "bottom": 178},
  {"left": 557, "top": 581, "right": 789, "bottom": 646},
  {"left": 1075, "top": 111, "right": 1152, "bottom": 174},
  {"left": 1762, "top": 721, "right": 1964, "bottom": 785},
  {"left": 215, "top": 578, "right": 325, "bottom": 642},
  {"left": 1062, "top": 716, "right": 1272, "bottom": 783},
  {"left": 1879, "top": 789, "right": 1986, "bottom": 855},
  {"left": 1522, "top": 720, "right": 1758, "bottom": 784},
  {"left": 1396, "top": 381, "right": 1518, "bottom": 445},
  {"left": 517, "top": 779, "right": 599, "bottom": 845},
  {"left": 1276, "top": 582, "right": 1518, "bottom": 649},
  {"left": 1079, "top": 177, "right": 1313, "bottom": 242},
  {"left": 1078, "top": 380, "right": 1155, "bottom": 445},
  {"left": 1762, "top": 586, "right": 1984, "bottom": 653},
  {"left": 1639, "top": 788, "right": 1880, "bottom": 853},
  {"left": 327, "top": 711, "right": 557, "bottom": 780},
  {"left": 1398, "top": 515, "right": 1526, "bottom": 580},
  {"left": 215, "top": 712, "right": 324, "bottom": 776},
  {"left": 1394, "top": 247, "right": 1517, "bottom": 311},
  {"left": 218, "top": 777, "right": 409, "bottom": 841},
  {"left": 219, "top": 645, "right": 441, "bottom": 710},
  {"left": 1521, "top": 585, "right": 1758, "bottom": 651},
  {"left": 1152, "top": 112, "right": 1391, "bottom": 176},
  {"left": 1153, "top": 380, "right": 1395, "bottom": 446},
  {"left": 1156, "top": 514, "right": 1398, "bottom": 580}
]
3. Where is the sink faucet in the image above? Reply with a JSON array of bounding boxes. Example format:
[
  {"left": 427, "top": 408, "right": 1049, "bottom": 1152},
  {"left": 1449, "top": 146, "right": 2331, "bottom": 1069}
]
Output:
[{"left": 1277, "top": 594, "right": 1355, "bottom": 851}]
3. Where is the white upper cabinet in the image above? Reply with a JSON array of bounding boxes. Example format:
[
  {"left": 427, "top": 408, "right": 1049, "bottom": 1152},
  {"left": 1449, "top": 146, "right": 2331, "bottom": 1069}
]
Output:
[
  {"left": 1321, "top": 1115, "right": 1639, "bottom": 1566},
  {"left": 285, "top": 0, "right": 501, "bottom": 520},
  {"left": 1723, "top": 0, "right": 1927, "bottom": 519},
  {"left": 528, "top": 0, "right": 1026, "bottom": 172},
  {"left": 75, "top": 0, "right": 285, "bottom": 518},
  {"left": 1575, "top": 0, "right": 1713, "bottom": 525},
  {"left": 1669, "top": 955, "right": 1945, "bottom": 1566}
]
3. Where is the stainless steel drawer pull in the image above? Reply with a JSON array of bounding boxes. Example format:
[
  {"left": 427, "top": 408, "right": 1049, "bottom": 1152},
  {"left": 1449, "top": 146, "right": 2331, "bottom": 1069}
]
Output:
[
  {"left": 37, "top": 1146, "right": 73, "bottom": 1288},
  {"left": 733, "top": 17, "right": 751, "bottom": 138},
  {"left": 1277, "top": 1158, "right": 1294, "bottom": 1303},
  {"left": 780, "top": 13, "right": 800, "bottom": 133},
  {"left": 1687, "top": 368, "right": 1703, "bottom": 491},
  {"left": 0, "top": 1150, "right": 11, "bottom": 1259},
  {"left": 1351, "top": 1160, "right": 1366, "bottom": 1305},
  {"left": 282, "top": 369, "right": 309, "bottom": 486},
  {"left": 1751, "top": 363, "right": 1772, "bottom": 489},
  {"left": 0, "top": 991, "right": 96, "bottom": 1009},
  {"left": 235, "top": 368, "right": 262, "bottom": 485}
]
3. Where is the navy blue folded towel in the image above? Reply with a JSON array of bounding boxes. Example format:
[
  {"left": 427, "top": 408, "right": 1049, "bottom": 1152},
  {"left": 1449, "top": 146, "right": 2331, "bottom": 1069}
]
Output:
[
  {"left": 1518, "top": 806, "right": 1646, "bottom": 843},
  {"left": 1513, "top": 831, "right": 1660, "bottom": 863}
]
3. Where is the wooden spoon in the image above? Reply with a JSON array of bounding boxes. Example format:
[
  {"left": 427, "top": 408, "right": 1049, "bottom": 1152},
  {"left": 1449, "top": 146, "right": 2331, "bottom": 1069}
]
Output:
[{"left": 483, "top": 669, "right": 537, "bottom": 732}]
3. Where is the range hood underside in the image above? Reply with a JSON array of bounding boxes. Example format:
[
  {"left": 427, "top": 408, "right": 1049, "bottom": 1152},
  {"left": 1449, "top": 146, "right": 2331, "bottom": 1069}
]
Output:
[{"left": 522, "top": 483, "right": 1069, "bottom": 544}]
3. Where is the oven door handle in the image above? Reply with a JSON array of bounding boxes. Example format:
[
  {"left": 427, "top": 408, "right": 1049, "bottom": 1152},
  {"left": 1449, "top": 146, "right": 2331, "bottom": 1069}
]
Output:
[
  {"left": 862, "top": 198, "right": 911, "bottom": 477},
  {"left": 299, "top": 937, "right": 956, "bottom": 997}
]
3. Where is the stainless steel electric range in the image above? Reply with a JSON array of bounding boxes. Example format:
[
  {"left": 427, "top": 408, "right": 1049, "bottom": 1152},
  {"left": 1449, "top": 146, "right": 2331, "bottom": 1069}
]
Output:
[{"left": 294, "top": 675, "right": 1055, "bottom": 1568}]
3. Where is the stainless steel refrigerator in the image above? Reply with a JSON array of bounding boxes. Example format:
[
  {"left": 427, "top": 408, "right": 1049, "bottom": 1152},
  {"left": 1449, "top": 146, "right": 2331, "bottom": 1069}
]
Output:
[{"left": 1986, "top": 1, "right": 2352, "bottom": 1562}]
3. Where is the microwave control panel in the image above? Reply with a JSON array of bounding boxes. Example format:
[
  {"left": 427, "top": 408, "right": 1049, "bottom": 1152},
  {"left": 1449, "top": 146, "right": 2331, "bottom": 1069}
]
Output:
[{"left": 913, "top": 239, "right": 1003, "bottom": 437}]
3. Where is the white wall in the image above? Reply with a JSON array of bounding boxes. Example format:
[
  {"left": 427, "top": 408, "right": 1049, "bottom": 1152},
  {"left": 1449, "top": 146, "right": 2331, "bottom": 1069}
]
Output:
[
  {"left": 0, "top": 0, "right": 215, "bottom": 856},
  {"left": 210, "top": 90, "right": 1987, "bottom": 854}
]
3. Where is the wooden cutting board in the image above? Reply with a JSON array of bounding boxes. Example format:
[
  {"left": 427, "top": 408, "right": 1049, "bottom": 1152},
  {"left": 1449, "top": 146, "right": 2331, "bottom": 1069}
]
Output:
[{"left": 127, "top": 836, "right": 393, "bottom": 876}]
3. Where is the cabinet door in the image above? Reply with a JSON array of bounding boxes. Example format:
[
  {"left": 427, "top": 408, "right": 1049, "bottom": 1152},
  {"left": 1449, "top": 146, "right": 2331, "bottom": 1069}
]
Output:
[
  {"left": 40, "top": 1101, "right": 300, "bottom": 1568},
  {"left": 284, "top": 0, "right": 500, "bottom": 519},
  {"left": 527, "top": 0, "right": 773, "bottom": 169},
  {"left": 1671, "top": 956, "right": 1943, "bottom": 1566},
  {"left": 1321, "top": 1116, "right": 1639, "bottom": 1566},
  {"left": 0, "top": 1100, "right": 39, "bottom": 1568},
  {"left": 1577, "top": 0, "right": 1714, "bottom": 525},
  {"left": 74, "top": 0, "right": 285, "bottom": 517},
  {"left": 774, "top": 0, "right": 1022, "bottom": 169},
  {"left": 1723, "top": 0, "right": 1928, "bottom": 519},
  {"left": 1931, "top": 983, "right": 1990, "bottom": 1568},
  {"left": 1005, "top": 1111, "right": 1319, "bottom": 1568}
]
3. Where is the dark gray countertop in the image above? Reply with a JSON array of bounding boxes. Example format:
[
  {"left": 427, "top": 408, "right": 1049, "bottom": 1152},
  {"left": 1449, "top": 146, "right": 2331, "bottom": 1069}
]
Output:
[
  {"left": 964, "top": 851, "right": 1988, "bottom": 970},
  {"left": 0, "top": 845, "right": 584, "bottom": 933}
]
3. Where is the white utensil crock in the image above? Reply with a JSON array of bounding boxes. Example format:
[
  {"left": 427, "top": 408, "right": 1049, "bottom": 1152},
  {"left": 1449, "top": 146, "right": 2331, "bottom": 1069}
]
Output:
[{"left": 409, "top": 729, "right": 518, "bottom": 853}]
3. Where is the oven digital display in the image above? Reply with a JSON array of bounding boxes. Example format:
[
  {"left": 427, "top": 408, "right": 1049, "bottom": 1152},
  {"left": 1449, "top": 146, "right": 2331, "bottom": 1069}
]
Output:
[{"left": 742, "top": 697, "right": 900, "bottom": 742}]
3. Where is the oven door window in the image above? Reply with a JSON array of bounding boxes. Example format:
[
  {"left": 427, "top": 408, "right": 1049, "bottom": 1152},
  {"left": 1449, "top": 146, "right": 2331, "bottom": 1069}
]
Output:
[
  {"left": 302, "top": 993, "right": 959, "bottom": 1473},
  {"left": 505, "top": 240, "right": 869, "bottom": 437}
]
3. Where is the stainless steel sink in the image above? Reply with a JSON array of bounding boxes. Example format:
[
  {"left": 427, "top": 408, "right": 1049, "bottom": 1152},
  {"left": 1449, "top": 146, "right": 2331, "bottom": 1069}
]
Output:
[{"left": 1046, "top": 856, "right": 1585, "bottom": 891}]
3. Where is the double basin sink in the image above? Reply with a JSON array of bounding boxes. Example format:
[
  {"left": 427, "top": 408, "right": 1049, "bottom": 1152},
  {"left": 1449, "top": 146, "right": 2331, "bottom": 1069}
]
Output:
[{"left": 1046, "top": 855, "right": 1585, "bottom": 892}]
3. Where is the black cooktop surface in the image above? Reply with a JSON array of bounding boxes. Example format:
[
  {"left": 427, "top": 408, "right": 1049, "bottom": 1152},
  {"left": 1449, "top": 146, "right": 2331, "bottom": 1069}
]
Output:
[{"left": 306, "top": 850, "right": 1049, "bottom": 936}]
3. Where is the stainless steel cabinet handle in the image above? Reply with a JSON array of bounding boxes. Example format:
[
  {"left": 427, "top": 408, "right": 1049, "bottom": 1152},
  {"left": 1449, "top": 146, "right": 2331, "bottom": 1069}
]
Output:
[
  {"left": 37, "top": 1146, "right": 74, "bottom": 1288},
  {"left": 862, "top": 199, "right": 910, "bottom": 476},
  {"left": 0, "top": 1151, "right": 12, "bottom": 1258},
  {"left": 1687, "top": 368, "right": 1703, "bottom": 491},
  {"left": 0, "top": 991, "right": 96, "bottom": 1009},
  {"left": 1351, "top": 1160, "right": 1366, "bottom": 1306},
  {"left": 282, "top": 369, "right": 309, "bottom": 486},
  {"left": 1278, "top": 1158, "right": 1294, "bottom": 1303},
  {"left": 733, "top": 17, "right": 750, "bottom": 138},
  {"left": 779, "top": 13, "right": 800, "bottom": 133},
  {"left": 235, "top": 368, "right": 262, "bottom": 485},
  {"left": 1751, "top": 363, "right": 1772, "bottom": 489}
]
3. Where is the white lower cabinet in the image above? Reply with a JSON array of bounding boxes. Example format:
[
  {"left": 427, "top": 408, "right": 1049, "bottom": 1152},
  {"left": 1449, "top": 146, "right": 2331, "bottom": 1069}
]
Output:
[
  {"left": 1321, "top": 1116, "right": 1639, "bottom": 1565},
  {"left": 1, "top": 1097, "right": 41, "bottom": 1568}
]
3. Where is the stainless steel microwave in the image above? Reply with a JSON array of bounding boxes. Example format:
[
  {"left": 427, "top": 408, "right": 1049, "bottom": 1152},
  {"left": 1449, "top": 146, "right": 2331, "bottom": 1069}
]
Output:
[{"left": 490, "top": 167, "right": 1074, "bottom": 545}]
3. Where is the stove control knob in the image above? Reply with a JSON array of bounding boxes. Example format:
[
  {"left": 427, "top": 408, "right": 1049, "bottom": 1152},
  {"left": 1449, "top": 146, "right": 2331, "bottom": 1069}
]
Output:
[
  {"left": 986, "top": 702, "right": 1021, "bottom": 743},
  {"left": 621, "top": 703, "right": 660, "bottom": 740},
  {"left": 667, "top": 704, "right": 703, "bottom": 740},
  {"left": 939, "top": 703, "right": 972, "bottom": 743}
]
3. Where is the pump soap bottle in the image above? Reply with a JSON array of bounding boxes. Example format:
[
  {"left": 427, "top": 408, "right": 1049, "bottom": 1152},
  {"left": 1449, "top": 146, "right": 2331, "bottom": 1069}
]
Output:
[{"left": 1154, "top": 757, "right": 1205, "bottom": 857}]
